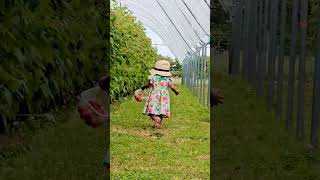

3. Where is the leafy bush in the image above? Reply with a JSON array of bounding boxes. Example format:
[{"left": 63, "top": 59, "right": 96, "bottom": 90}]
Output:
[
  {"left": 110, "top": 3, "right": 158, "bottom": 101},
  {"left": 0, "top": 0, "right": 108, "bottom": 133}
]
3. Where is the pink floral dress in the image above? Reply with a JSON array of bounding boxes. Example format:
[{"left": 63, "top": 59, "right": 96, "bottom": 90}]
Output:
[{"left": 143, "top": 75, "right": 174, "bottom": 118}]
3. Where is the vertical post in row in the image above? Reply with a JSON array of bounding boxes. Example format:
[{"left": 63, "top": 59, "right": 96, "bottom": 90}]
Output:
[
  {"left": 248, "top": 0, "right": 258, "bottom": 87},
  {"left": 230, "top": 3, "right": 236, "bottom": 75},
  {"left": 197, "top": 48, "right": 200, "bottom": 102},
  {"left": 241, "top": 0, "right": 249, "bottom": 80},
  {"left": 234, "top": 2, "right": 242, "bottom": 75},
  {"left": 190, "top": 54, "right": 194, "bottom": 94},
  {"left": 287, "top": 0, "right": 299, "bottom": 129},
  {"left": 182, "top": 58, "right": 185, "bottom": 85},
  {"left": 261, "top": 0, "right": 269, "bottom": 96},
  {"left": 193, "top": 51, "right": 197, "bottom": 96},
  {"left": 200, "top": 46, "right": 204, "bottom": 104},
  {"left": 311, "top": 8, "right": 320, "bottom": 147},
  {"left": 276, "top": 0, "right": 287, "bottom": 121},
  {"left": 296, "top": 0, "right": 309, "bottom": 140},
  {"left": 206, "top": 44, "right": 210, "bottom": 107},
  {"left": 202, "top": 45, "right": 207, "bottom": 106},
  {"left": 195, "top": 49, "right": 199, "bottom": 98},
  {"left": 267, "top": 0, "right": 279, "bottom": 112},
  {"left": 256, "top": 0, "right": 264, "bottom": 96},
  {"left": 188, "top": 58, "right": 190, "bottom": 89}
]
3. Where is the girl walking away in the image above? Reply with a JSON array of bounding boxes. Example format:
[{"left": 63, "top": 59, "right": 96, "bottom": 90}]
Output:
[{"left": 139, "top": 60, "right": 179, "bottom": 129}]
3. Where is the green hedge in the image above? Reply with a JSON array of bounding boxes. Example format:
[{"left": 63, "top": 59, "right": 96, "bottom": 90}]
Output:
[
  {"left": 110, "top": 3, "right": 158, "bottom": 101},
  {"left": 0, "top": 0, "right": 108, "bottom": 132}
]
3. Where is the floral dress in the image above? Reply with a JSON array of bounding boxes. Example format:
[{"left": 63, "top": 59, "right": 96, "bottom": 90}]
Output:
[{"left": 143, "top": 75, "right": 174, "bottom": 118}]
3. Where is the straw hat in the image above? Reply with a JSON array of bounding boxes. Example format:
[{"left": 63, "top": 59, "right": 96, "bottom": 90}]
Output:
[{"left": 149, "top": 60, "right": 172, "bottom": 77}]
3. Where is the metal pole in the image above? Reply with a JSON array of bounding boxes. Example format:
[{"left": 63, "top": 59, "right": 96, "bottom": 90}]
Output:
[
  {"left": 276, "top": 0, "right": 287, "bottom": 120},
  {"left": 201, "top": 45, "right": 204, "bottom": 105},
  {"left": 241, "top": 0, "right": 249, "bottom": 80},
  {"left": 231, "top": 4, "right": 237, "bottom": 75},
  {"left": 193, "top": 50, "right": 197, "bottom": 96},
  {"left": 200, "top": 47, "right": 204, "bottom": 103},
  {"left": 206, "top": 45, "right": 210, "bottom": 107},
  {"left": 311, "top": 8, "right": 320, "bottom": 146},
  {"left": 296, "top": 0, "right": 308, "bottom": 140},
  {"left": 257, "top": 0, "right": 264, "bottom": 96},
  {"left": 287, "top": 0, "right": 299, "bottom": 129},
  {"left": 203, "top": 47, "right": 207, "bottom": 105},
  {"left": 261, "top": 0, "right": 269, "bottom": 96},
  {"left": 191, "top": 54, "right": 194, "bottom": 93},
  {"left": 267, "top": 0, "right": 274, "bottom": 111},
  {"left": 247, "top": 0, "right": 258, "bottom": 86},
  {"left": 195, "top": 49, "right": 199, "bottom": 97},
  {"left": 267, "top": 0, "right": 279, "bottom": 112},
  {"left": 234, "top": 3, "right": 242, "bottom": 75}
]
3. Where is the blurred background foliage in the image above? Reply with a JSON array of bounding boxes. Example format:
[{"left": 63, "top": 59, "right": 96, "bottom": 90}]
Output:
[{"left": 0, "top": 0, "right": 108, "bottom": 133}]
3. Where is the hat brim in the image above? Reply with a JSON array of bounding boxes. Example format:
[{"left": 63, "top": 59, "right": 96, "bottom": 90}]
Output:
[{"left": 149, "top": 69, "right": 172, "bottom": 77}]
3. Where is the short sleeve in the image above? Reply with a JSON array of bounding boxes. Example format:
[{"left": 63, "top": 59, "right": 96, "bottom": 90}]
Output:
[{"left": 168, "top": 77, "right": 174, "bottom": 86}]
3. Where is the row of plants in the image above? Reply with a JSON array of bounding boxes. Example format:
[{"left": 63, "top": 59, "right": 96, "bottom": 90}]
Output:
[
  {"left": 110, "top": 2, "right": 158, "bottom": 102},
  {"left": 0, "top": 0, "right": 108, "bottom": 133}
]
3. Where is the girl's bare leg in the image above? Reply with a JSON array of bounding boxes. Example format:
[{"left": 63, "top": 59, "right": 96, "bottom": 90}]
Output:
[
  {"left": 151, "top": 115, "right": 157, "bottom": 128},
  {"left": 158, "top": 117, "right": 163, "bottom": 129},
  {"left": 153, "top": 115, "right": 161, "bottom": 129}
]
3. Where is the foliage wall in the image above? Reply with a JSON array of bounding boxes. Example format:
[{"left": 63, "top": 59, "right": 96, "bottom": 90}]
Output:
[
  {"left": 110, "top": 3, "right": 158, "bottom": 101},
  {"left": 0, "top": 0, "right": 107, "bottom": 132}
]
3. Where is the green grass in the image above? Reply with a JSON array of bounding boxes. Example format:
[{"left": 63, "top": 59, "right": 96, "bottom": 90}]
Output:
[
  {"left": 214, "top": 52, "right": 316, "bottom": 142},
  {"left": 212, "top": 72, "right": 320, "bottom": 179},
  {"left": 213, "top": 52, "right": 320, "bottom": 179},
  {"left": 110, "top": 84, "right": 210, "bottom": 179},
  {"left": 0, "top": 109, "right": 108, "bottom": 180}
]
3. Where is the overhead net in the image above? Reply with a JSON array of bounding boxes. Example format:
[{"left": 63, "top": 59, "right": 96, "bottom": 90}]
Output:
[{"left": 115, "top": 0, "right": 210, "bottom": 61}]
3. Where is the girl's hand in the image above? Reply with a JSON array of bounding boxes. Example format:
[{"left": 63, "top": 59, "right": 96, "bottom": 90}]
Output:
[
  {"left": 211, "top": 88, "right": 224, "bottom": 106},
  {"left": 174, "top": 90, "right": 179, "bottom": 96}
]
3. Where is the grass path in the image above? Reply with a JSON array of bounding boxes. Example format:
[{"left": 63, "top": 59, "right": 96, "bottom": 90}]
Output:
[
  {"left": 0, "top": 109, "right": 108, "bottom": 180},
  {"left": 213, "top": 73, "right": 320, "bottom": 179},
  {"left": 111, "top": 85, "right": 210, "bottom": 179}
]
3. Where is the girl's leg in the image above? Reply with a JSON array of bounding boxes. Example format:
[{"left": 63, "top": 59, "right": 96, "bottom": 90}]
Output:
[
  {"left": 158, "top": 116, "right": 163, "bottom": 129},
  {"left": 151, "top": 115, "right": 157, "bottom": 128},
  {"left": 153, "top": 115, "right": 162, "bottom": 129}
]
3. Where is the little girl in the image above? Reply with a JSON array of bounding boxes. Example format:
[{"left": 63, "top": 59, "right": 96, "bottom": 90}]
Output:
[{"left": 140, "top": 60, "right": 179, "bottom": 129}]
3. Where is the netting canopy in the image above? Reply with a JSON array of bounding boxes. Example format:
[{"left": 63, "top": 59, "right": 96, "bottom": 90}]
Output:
[{"left": 115, "top": 0, "right": 210, "bottom": 61}]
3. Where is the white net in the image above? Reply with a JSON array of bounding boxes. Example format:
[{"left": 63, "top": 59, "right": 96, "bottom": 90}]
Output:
[{"left": 116, "top": 0, "right": 210, "bottom": 61}]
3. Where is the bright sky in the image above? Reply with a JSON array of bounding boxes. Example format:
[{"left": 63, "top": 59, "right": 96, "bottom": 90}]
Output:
[
  {"left": 144, "top": 27, "right": 210, "bottom": 63},
  {"left": 144, "top": 27, "right": 176, "bottom": 60}
]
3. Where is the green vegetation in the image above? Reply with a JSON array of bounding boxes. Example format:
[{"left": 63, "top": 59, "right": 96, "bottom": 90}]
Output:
[
  {"left": 0, "top": 0, "right": 107, "bottom": 133},
  {"left": 110, "top": 2, "right": 158, "bottom": 102},
  {"left": 213, "top": 50, "right": 320, "bottom": 178},
  {"left": 0, "top": 108, "right": 108, "bottom": 180},
  {"left": 111, "top": 84, "right": 210, "bottom": 179},
  {"left": 213, "top": 72, "right": 320, "bottom": 179}
]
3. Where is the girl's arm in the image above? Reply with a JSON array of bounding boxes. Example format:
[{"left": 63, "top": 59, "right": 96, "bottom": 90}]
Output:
[
  {"left": 211, "top": 88, "right": 224, "bottom": 106},
  {"left": 98, "top": 76, "right": 109, "bottom": 92},
  {"left": 141, "top": 80, "right": 152, "bottom": 90},
  {"left": 169, "top": 84, "right": 179, "bottom": 95}
]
